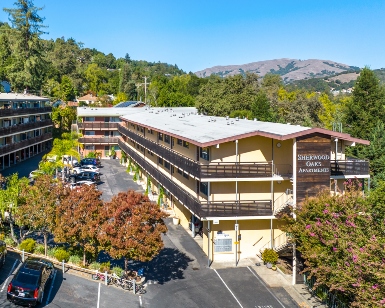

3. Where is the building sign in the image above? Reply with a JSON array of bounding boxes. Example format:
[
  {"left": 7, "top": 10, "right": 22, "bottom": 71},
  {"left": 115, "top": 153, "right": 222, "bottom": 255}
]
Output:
[
  {"left": 296, "top": 133, "right": 331, "bottom": 204},
  {"left": 298, "top": 154, "right": 330, "bottom": 173}
]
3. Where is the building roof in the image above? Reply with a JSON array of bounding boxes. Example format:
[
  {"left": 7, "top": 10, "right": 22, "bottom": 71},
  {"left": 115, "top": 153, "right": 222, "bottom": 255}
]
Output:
[
  {"left": 77, "top": 106, "right": 196, "bottom": 117},
  {"left": 114, "top": 101, "right": 142, "bottom": 108},
  {"left": 0, "top": 93, "right": 49, "bottom": 102},
  {"left": 77, "top": 94, "right": 99, "bottom": 102},
  {"left": 120, "top": 108, "right": 370, "bottom": 147}
]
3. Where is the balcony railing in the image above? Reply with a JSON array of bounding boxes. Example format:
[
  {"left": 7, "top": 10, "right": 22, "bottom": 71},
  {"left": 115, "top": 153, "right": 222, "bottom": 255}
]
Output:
[
  {"left": 0, "top": 120, "right": 52, "bottom": 136},
  {"left": 118, "top": 139, "right": 273, "bottom": 218},
  {"left": 0, "top": 107, "right": 52, "bottom": 117},
  {"left": 0, "top": 133, "right": 52, "bottom": 156},
  {"left": 78, "top": 122, "right": 119, "bottom": 130},
  {"left": 118, "top": 125, "right": 289, "bottom": 179},
  {"left": 78, "top": 137, "right": 119, "bottom": 144},
  {"left": 330, "top": 160, "right": 369, "bottom": 176}
]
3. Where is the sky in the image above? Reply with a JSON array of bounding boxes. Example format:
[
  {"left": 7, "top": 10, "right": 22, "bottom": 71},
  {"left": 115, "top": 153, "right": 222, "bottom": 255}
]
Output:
[{"left": 0, "top": 0, "right": 384, "bottom": 73}]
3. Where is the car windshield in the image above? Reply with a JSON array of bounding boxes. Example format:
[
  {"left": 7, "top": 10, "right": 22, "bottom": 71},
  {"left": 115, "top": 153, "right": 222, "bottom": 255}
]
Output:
[{"left": 15, "top": 272, "right": 39, "bottom": 285}]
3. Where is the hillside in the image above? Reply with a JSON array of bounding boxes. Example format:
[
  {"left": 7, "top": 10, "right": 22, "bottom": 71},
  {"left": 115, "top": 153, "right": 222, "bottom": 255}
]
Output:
[{"left": 195, "top": 58, "right": 360, "bottom": 82}]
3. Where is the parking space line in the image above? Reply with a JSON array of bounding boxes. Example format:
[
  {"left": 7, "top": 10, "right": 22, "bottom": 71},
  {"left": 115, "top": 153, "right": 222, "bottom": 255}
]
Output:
[
  {"left": 213, "top": 269, "right": 244, "bottom": 308},
  {"left": 246, "top": 266, "right": 286, "bottom": 308},
  {"left": 46, "top": 269, "right": 57, "bottom": 305},
  {"left": 1, "top": 259, "right": 18, "bottom": 292},
  {"left": 97, "top": 282, "right": 101, "bottom": 308}
]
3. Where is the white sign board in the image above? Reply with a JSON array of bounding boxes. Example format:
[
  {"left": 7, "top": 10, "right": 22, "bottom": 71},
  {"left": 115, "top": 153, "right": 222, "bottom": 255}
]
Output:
[
  {"left": 235, "top": 223, "right": 239, "bottom": 231},
  {"left": 213, "top": 219, "right": 220, "bottom": 225}
]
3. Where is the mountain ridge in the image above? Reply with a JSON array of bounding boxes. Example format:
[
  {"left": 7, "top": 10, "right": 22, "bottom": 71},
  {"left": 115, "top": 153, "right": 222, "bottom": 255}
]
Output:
[{"left": 195, "top": 58, "right": 360, "bottom": 82}]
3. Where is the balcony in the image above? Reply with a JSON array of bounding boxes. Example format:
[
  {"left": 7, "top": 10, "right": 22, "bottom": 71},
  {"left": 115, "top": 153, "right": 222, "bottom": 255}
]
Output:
[
  {"left": 0, "top": 107, "right": 52, "bottom": 117},
  {"left": 0, "top": 133, "right": 52, "bottom": 156},
  {"left": 118, "top": 125, "right": 291, "bottom": 179},
  {"left": 79, "top": 137, "right": 119, "bottom": 144},
  {"left": 330, "top": 159, "right": 369, "bottom": 176},
  {"left": 0, "top": 120, "right": 53, "bottom": 137},
  {"left": 78, "top": 122, "right": 119, "bottom": 130},
  {"left": 118, "top": 139, "right": 273, "bottom": 218}
]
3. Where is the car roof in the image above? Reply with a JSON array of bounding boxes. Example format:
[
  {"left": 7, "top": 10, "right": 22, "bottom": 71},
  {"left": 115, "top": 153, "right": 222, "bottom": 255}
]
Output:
[
  {"left": 27, "top": 257, "right": 53, "bottom": 267},
  {"left": 21, "top": 260, "right": 45, "bottom": 273}
]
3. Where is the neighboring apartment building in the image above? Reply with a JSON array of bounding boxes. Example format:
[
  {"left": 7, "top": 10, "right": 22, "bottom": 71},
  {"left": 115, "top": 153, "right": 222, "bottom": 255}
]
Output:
[
  {"left": 116, "top": 108, "right": 370, "bottom": 264},
  {"left": 77, "top": 104, "right": 147, "bottom": 158},
  {"left": 0, "top": 93, "right": 53, "bottom": 170}
]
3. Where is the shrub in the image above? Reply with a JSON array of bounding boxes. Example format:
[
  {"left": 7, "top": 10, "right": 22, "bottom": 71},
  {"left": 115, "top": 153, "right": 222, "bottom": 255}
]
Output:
[
  {"left": 100, "top": 261, "right": 111, "bottom": 273},
  {"left": 19, "top": 238, "right": 36, "bottom": 253},
  {"left": 35, "top": 244, "right": 45, "bottom": 255},
  {"left": 133, "top": 173, "right": 137, "bottom": 181},
  {"left": 89, "top": 262, "right": 101, "bottom": 271},
  {"left": 4, "top": 237, "right": 16, "bottom": 247},
  {"left": 261, "top": 248, "right": 279, "bottom": 265},
  {"left": 54, "top": 248, "right": 70, "bottom": 262},
  {"left": 112, "top": 266, "right": 124, "bottom": 277},
  {"left": 47, "top": 247, "right": 57, "bottom": 258},
  {"left": 68, "top": 255, "right": 82, "bottom": 266}
]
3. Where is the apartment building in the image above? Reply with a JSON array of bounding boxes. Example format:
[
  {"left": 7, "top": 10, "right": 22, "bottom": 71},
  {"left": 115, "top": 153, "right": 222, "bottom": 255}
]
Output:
[
  {"left": 0, "top": 93, "right": 53, "bottom": 170},
  {"left": 77, "top": 104, "right": 146, "bottom": 158},
  {"left": 116, "top": 108, "right": 370, "bottom": 264}
]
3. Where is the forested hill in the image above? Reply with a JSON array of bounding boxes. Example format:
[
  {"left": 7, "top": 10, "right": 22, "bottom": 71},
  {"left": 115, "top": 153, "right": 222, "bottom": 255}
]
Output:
[{"left": 195, "top": 58, "right": 360, "bottom": 82}]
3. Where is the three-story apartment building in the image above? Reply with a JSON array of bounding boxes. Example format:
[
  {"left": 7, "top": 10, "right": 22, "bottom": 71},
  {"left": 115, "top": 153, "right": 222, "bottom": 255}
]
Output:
[
  {"left": 117, "top": 108, "right": 370, "bottom": 264},
  {"left": 0, "top": 93, "right": 53, "bottom": 169}
]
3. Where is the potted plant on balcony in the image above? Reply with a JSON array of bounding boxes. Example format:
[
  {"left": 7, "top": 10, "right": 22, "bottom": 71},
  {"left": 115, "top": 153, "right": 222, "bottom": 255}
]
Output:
[{"left": 261, "top": 248, "right": 278, "bottom": 269}]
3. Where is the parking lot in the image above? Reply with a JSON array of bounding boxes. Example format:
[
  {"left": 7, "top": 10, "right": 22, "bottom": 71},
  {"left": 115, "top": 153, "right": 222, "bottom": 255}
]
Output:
[{"left": 0, "top": 252, "right": 143, "bottom": 308}]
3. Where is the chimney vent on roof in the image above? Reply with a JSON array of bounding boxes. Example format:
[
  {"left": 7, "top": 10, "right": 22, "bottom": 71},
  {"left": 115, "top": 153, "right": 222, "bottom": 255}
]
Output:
[
  {"left": 254, "top": 118, "right": 257, "bottom": 121},
  {"left": 231, "top": 121, "right": 234, "bottom": 124},
  {"left": 227, "top": 122, "right": 230, "bottom": 125},
  {"left": 236, "top": 117, "right": 239, "bottom": 121},
  {"left": 226, "top": 116, "right": 229, "bottom": 120}
]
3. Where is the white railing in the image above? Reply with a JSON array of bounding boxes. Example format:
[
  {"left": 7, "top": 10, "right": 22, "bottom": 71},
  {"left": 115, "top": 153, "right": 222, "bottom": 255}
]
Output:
[
  {"left": 259, "top": 232, "right": 292, "bottom": 253},
  {"left": 273, "top": 192, "right": 293, "bottom": 214}
]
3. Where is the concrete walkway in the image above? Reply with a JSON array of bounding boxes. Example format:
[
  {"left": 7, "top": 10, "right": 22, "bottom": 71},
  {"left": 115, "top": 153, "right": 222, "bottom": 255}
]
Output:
[{"left": 176, "top": 221, "right": 326, "bottom": 308}]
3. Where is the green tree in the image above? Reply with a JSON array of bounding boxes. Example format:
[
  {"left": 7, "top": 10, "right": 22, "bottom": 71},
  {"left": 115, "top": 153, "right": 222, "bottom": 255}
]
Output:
[
  {"left": 51, "top": 106, "right": 77, "bottom": 136},
  {"left": 60, "top": 75, "right": 75, "bottom": 101},
  {"left": 251, "top": 91, "right": 275, "bottom": 122},
  {"left": 344, "top": 67, "right": 385, "bottom": 140},
  {"left": 3, "top": 0, "right": 48, "bottom": 91},
  {"left": 113, "top": 92, "right": 128, "bottom": 105}
]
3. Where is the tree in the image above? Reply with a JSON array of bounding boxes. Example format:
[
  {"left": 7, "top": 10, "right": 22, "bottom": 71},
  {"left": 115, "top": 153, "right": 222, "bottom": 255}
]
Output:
[
  {"left": 281, "top": 180, "right": 385, "bottom": 307},
  {"left": 51, "top": 106, "right": 77, "bottom": 136},
  {"left": 55, "top": 185, "right": 104, "bottom": 266},
  {"left": 251, "top": 91, "right": 275, "bottom": 122},
  {"left": 113, "top": 92, "right": 128, "bottom": 105},
  {"left": 60, "top": 75, "right": 75, "bottom": 101},
  {"left": 3, "top": 0, "right": 48, "bottom": 91},
  {"left": 17, "top": 175, "right": 62, "bottom": 255},
  {"left": 344, "top": 67, "right": 385, "bottom": 140},
  {"left": 0, "top": 174, "right": 29, "bottom": 243},
  {"left": 99, "top": 190, "right": 168, "bottom": 271}
]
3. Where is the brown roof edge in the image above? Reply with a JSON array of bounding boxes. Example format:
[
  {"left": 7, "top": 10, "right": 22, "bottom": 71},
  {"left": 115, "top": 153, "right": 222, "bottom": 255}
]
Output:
[
  {"left": 281, "top": 128, "right": 370, "bottom": 145},
  {"left": 119, "top": 118, "right": 370, "bottom": 147}
]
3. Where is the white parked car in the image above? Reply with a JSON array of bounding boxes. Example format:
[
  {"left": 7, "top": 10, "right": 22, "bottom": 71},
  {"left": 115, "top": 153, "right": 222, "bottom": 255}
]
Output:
[
  {"left": 67, "top": 180, "right": 98, "bottom": 191},
  {"left": 71, "top": 167, "right": 83, "bottom": 174},
  {"left": 80, "top": 165, "right": 100, "bottom": 173},
  {"left": 28, "top": 170, "right": 44, "bottom": 179}
]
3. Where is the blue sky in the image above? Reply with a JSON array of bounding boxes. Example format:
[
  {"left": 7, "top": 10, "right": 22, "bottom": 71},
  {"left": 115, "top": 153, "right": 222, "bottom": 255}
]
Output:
[{"left": 0, "top": 0, "right": 384, "bottom": 73}]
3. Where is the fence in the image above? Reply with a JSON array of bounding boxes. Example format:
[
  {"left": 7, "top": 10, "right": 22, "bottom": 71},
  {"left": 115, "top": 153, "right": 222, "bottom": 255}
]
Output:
[
  {"left": 7, "top": 246, "right": 145, "bottom": 295},
  {"left": 304, "top": 273, "right": 351, "bottom": 308}
]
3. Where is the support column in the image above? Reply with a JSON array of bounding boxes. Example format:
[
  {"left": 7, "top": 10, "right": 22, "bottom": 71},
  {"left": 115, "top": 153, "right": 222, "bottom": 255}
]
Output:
[
  {"left": 208, "top": 220, "right": 211, "bottom": 268},
  {"left": 191, "top": 215, "right": 195, "bottom": 237},
  {"left": 8, "top": 154, "right": 10, "bottom": 167},
  {"left": 292, "top": 138, "right": 297, "bottom": 285}
]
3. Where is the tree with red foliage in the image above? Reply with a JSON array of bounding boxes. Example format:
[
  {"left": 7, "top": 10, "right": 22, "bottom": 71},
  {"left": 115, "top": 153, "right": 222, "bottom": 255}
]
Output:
[
  {"left": 99, "top": 190, "right": 168, "bottom": 271},
  {"left": 54, "top": 185, "right": 104, "bottom": 266}
]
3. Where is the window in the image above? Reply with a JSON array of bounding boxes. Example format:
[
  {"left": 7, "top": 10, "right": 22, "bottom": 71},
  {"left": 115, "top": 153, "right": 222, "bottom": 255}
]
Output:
[
  {"left": 183, "top": 141, "right": 189, "bottom": 148},
  {"left": 164, "top": 135, "right": 170, "bottom": 144},
  {"left": 137, "top": 125, "right": 140, "bottom": 131},
  {"left": 158, "top": 132, "right": 163, "bottom": 141},
  {"left": 177, "top": 139, "right": 182, "bottom": 146},
  {"left": 85, "top": 145, "right": 95, "bottom": 150},
  {"left": 85, "top": 131, "right": 95, "bottom": 136},
  {"left": 200, "top": 182, "right": 208, "bottom": 196},
  {"left": 164, "top": 161, "right": 170, "bottom": 170},
  {"left": 148, "top": 128, "right": 153, "bottom": 134},
  {"left": 140, "top": 126, "right": 144, "bottom": 133},
  {"left": 114, "top": 146, "right": 121, "bottom": 151},
  {"left": 177, "top": 168, "right": 183, "bottom": 175},
  {"left": 104, "top": 117, "right": 110, "bottom": 122},
  {"left": 158, "top": 157, "right": 163, "bottom": 165},
  {"left": 136, "top": 144, "right": 140, "bottom": 149},
  {"left": 85, "top": 117, "right": 95, "bottom": 122},
  {"left": 183, "top": 172, "right": 189, "bottom": 179},
  {"left": 140, "top": 146, "right": 144, "bottom": 152},
  {"left": 200, "top": 147, "right": 210, "bottom": 161}
]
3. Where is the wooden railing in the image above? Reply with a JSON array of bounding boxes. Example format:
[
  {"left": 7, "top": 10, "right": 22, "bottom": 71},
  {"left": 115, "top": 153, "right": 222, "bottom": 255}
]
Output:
[
  {"left": 78, "top": 137, "right": 119, "bottom": 144},
  {"left": 0, "top": 106, "right": 52, "bottom": 117},
  {"left": 118, "top": 139, "right": 273, "bottom": 218},
  {"left": 330, "top": 160, "right": 369, "bottom": 176},
  {"left": 0, "top": 120, "right": 52, "bottom": 136},
  {"left": 118, "top": 125, "right": 288, "bottom": 179},
  {"left": 78, "top": 122, "right": 119, "bottom": 130},
  {"left": 0, "top": 133, "right": 52, "bottom": 156}
]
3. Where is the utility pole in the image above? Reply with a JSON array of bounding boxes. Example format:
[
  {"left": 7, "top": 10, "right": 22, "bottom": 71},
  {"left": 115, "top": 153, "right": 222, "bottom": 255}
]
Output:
[{"left": 143, "top": 76, "right": 149, "bottom": 105}]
